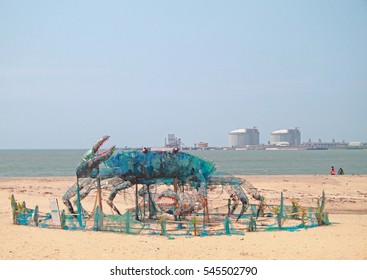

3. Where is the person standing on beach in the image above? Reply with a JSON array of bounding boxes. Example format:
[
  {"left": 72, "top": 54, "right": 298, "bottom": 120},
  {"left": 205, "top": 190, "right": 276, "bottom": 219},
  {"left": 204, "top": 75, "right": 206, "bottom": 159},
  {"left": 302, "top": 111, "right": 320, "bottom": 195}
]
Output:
[{"left": 330, "top": 166, "right": 336, "bottom": 175}]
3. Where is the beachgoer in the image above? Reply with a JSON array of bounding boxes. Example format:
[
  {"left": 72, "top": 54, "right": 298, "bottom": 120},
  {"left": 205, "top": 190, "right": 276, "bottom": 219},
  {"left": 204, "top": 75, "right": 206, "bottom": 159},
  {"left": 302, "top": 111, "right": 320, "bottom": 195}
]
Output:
[
  {"left": 330, "top": 166, "right": 336, "bottom": 175},
  {"left": 338, "top": 167, "right": 344, "bottom": 175}
]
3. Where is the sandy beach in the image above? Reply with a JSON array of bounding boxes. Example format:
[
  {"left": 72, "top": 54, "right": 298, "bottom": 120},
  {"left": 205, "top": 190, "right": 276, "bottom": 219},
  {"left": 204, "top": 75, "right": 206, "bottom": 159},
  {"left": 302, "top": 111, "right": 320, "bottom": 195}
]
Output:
[{"left": 0, "top": 175, "right": 366, "bottom": 260}]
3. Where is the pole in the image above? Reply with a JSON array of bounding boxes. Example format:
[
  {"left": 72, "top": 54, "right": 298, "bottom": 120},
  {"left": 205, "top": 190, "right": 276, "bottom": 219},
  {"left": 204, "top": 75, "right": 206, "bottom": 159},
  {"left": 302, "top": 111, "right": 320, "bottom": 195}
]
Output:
[{"left": 135, "top": 184, "right": 139, "bottom": 221}]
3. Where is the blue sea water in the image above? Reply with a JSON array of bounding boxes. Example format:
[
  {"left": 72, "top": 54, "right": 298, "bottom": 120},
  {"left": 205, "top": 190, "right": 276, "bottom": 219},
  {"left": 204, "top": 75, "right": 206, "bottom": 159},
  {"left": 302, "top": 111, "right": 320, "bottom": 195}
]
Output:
[
  {"left": 189, "top": 149, "right": 367, "bottom": 175},
  {"left": 0, "top": 149, "right": 366, "bottom": 177}
]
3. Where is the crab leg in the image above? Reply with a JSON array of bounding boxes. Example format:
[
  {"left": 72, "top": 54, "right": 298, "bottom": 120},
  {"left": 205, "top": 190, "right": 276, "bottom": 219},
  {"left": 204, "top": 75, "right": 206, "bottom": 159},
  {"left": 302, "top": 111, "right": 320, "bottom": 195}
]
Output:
[
  {"left": 62, "top": 178, "right": 95, "bottom": 214},
  {"left": 106, "top": 181, "right": 132, "bottom": 215}
]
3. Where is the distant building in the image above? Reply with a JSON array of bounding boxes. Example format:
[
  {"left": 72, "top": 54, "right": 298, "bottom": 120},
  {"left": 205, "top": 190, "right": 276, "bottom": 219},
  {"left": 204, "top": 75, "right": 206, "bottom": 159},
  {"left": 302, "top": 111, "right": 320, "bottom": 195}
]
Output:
[
  {"left": 349, "top": 141, "right": 363, "bottom": 147},
  {"left": 270, "top": 128, "right": 301, "bottom": 146},
  {"left": 165, "top": 134, "right": 182, "bottom": 149},
  {"left": 197, "top": 142, "right": 208, "bottom": 149},
  {"left": 228, "top": 128, "right": 260, "bottom": 148}
]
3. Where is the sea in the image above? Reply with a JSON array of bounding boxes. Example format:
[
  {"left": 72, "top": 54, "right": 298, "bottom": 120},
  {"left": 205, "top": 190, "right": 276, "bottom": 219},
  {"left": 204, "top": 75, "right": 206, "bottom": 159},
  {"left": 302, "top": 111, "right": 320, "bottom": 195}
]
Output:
[{"left": 0, "top": 149, "right": 366, "bottom": 177}]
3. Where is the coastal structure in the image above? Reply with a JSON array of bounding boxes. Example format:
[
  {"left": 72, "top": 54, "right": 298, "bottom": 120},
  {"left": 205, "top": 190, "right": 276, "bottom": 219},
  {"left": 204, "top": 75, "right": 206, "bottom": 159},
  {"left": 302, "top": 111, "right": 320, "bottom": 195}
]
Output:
[
  {"left": 228, "top": 128, "right": 260, "bottom": 148},
  {"left": 270, "top": 128, "right": 301, "bottom": 146},
  {"left": 196, "top": 142, "right": 209, "bottom": 149},
  {"left": 164, "top": 134, "right": 182, "bottom": 149}
]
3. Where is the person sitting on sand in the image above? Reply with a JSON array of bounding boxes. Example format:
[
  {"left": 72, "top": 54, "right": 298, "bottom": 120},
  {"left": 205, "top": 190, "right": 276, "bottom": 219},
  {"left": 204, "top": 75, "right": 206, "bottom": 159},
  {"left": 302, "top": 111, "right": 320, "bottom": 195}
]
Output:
[
  {"left": 330, "top": 166, "right": 336, "bottom": 175},
  {"left": 338, "top": 167, "right": 344, "bottom": 175}
]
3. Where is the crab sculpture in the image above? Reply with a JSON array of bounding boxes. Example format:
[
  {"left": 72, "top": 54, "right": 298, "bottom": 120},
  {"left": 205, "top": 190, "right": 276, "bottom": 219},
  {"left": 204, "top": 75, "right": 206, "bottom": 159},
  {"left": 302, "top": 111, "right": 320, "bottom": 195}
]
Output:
[{"left": 62, "top": 136, "right": 263, "bottom": 221}]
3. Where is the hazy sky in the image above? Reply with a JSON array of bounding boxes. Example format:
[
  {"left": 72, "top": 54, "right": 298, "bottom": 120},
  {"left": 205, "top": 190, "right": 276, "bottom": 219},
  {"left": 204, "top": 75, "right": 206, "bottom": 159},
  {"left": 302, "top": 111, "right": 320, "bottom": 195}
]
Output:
[{"left": 1, "top": 0, "right": 366, "bottom": 148}]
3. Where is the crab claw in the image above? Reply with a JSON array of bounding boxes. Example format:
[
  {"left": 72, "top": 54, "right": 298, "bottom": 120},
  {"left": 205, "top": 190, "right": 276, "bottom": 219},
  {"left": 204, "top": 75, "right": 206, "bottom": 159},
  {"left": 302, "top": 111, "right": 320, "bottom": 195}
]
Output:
[
  {"left": 77, "top": 136, "right": 116, "bottom": 178},
  {"left": 92, "top": 135, "right": 110, "bottom": 155}
]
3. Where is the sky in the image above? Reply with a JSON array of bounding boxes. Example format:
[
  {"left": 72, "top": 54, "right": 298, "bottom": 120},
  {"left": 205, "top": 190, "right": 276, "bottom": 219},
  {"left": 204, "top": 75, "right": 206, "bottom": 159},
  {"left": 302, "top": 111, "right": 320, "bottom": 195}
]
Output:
[{"left": 1, "top": 0, "right": 366, "bottom": 148}]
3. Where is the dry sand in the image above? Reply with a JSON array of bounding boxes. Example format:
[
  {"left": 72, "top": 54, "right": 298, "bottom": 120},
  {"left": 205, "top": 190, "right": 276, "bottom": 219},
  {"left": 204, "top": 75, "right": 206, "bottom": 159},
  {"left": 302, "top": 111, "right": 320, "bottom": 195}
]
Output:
[{"left": 0, "top": 175, "right": 366, "bottom": 260}]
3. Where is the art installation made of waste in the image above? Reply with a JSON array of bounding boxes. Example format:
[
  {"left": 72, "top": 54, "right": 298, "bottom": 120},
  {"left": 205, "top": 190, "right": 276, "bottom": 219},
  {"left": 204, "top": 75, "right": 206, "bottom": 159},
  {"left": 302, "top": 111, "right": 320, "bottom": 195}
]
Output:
[{"left": 11, "top": 136, "right": 330, "bottom": 237}]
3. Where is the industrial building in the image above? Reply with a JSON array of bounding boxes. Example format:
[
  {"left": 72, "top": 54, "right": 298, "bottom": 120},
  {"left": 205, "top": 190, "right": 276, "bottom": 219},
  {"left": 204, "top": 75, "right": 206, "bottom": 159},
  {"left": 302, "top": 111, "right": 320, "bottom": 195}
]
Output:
[
  {"left": 196, "top": 142, "right": 209, "bottom": 149},
  {"left": 164, "top": 134, "right": 182, "bottom": 149},
  {"left": 228, "top": 128, "right": 259, "bottom": 148},
  {"left": 270, "top": 128, "right": 301, "bottom": 146}
]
